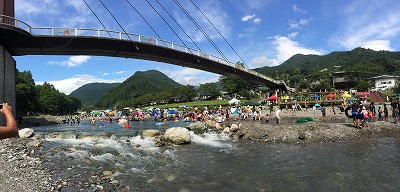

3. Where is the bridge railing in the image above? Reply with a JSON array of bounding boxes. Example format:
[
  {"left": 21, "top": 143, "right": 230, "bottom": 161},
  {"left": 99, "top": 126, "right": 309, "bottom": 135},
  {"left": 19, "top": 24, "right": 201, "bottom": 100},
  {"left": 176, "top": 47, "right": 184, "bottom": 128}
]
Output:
[
  {"left": 1, "top": 15, "right": 287, "bottom": 89},
  {"left": 0, "top": 15, "right": 31, "bottom": 33}
]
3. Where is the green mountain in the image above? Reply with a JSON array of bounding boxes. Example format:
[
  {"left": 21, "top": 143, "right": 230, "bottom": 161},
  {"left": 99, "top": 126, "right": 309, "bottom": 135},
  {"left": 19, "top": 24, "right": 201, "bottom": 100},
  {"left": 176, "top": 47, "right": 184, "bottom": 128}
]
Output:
[
  {"left": 96, "top": 70, "right": 183, "bottom": 108},
  {"left": 70, "top": 83, "right": 120, "bottom": 106},
  {"left": 254, "top": 47, "right": 400, "bottom": 85}
]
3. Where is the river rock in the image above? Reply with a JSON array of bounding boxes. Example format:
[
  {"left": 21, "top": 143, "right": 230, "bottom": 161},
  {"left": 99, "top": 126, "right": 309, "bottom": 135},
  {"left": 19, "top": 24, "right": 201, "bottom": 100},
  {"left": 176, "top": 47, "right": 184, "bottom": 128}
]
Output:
[
  {"left": 222, "top": 127, "right": 230, "bottom": 134},
  {"left": 142, "top": 129, "right": 161, "bottom": 137},
  {"left": 215, "top": 123, "right": 223, "bottom": 129},
  {"left": 230, "top": 124, "right": 239, "bottom": 132},
  {"left": 163, "top": 127, "right": 191, "bottom": 145},
  {"left": 18, "top": 128, "right": 34, "bottom": 138},
  {"left": 205, "top": 120, "right": 217, "bottom": 128},
  {"left": 27, "top": 140, "right": 41, "bottom": 148},
  {"left": 187, "top": 121, "right": 207, "bottom": 134}
]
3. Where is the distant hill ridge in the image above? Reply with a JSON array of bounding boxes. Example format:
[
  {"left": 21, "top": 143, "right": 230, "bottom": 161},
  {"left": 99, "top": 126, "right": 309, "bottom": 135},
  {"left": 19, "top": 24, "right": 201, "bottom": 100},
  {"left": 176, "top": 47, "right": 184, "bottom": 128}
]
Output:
[
  {"left": 254, "top": 47, "right": 400, "bottom": 78},
  {"left": 70, "top": 82, "right": 120, "bottom": 106},
  {"left": 95, "top": 70, "right": 183, "bottom": 108}
]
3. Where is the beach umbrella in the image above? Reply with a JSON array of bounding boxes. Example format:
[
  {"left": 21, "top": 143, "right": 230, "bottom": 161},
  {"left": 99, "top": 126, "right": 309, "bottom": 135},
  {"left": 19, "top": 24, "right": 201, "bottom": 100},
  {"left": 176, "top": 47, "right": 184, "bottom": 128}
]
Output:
[
  {"left": 281, "top": 95, "right": 290, "bottom": 100},
  {"left": 326, "top": 93, "right": 335, "bottom": 99},
  {"left": 342, "top": 92, "right": 351, "bottom": 98},
  {"left": 268, "top": 95, "right": 278, "bottom": 100}
]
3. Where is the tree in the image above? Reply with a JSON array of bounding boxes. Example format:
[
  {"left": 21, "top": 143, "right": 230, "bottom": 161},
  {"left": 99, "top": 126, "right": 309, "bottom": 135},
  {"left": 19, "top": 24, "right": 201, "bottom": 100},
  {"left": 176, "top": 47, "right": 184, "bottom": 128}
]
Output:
[
  {"left": 16, "top": 70, "right": 37, "bottom": 115},
  {"left": 198, "top": 82, "right": 220, "bottom": 99}
]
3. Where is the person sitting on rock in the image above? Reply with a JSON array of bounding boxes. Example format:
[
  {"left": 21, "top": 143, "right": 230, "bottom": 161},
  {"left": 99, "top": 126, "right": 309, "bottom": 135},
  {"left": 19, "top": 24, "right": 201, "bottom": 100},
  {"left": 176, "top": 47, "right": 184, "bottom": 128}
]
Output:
[{"left": 0, "top": 103, "right": 18, "bottom": 139}]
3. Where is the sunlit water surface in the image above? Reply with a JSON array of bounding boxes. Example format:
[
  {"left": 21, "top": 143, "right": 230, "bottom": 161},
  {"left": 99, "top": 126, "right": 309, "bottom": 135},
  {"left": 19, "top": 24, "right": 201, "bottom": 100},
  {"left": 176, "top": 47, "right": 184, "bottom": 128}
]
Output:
[{"left": 32, "top": 120, "right": 400, "bottom": 191}]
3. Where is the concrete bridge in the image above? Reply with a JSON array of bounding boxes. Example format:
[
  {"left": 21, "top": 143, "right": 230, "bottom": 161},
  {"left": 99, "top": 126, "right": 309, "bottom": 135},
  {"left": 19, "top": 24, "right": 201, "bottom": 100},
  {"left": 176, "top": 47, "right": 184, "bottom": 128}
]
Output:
[{"left": 0, "top": 0, "right": 288, "bottom": 121}]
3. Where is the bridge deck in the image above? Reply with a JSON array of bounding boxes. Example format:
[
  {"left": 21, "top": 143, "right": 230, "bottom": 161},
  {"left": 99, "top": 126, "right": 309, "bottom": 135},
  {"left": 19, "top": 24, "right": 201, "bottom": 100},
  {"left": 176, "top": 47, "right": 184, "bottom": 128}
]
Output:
[{"left": 0, "top": 15, "right": 289, "bottom": 91}]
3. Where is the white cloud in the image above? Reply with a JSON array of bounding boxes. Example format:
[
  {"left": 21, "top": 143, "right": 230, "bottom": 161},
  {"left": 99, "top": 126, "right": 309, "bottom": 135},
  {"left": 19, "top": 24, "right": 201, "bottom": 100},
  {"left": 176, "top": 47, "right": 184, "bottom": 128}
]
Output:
[
  {"left": 288, "top": 18, "right": 312, "bottom": 29},
  {"left": 251, "top": 35, "right": 325, "bottom": 67},
  {"left": 288, "top": 32, "right": 298, "bottom": 38},
  {"left": 241, "top": 14, "right": 256, "bottom": 22},
  {"left": 251, "top": 56, "right": 268, "bottom": 67},
  {"left": 270, "top": 36, "right": 324, "bottom": 65},
  {"left": 253, "top": 18, "right": 262, "bottom": 24},
  {"left": 37, "top": 74, "right": 125, "bottom": 95},
  {"left": 15, "top": 0, "right": 40, "bottom": 14},
  {"left": 293, "top": 4, "right": 307, "bottom": 14},
  {"left": 362, "top": 40, "right": 392, "bottom": 51},
  {"left": 48, "top": 56, "right": 91, "bottom": 67},
  {"left": 103, "top": 71, "right": 126, "bottom": 76},
  {"left": 160, "top": 68, "right": 219, "bottom": 85},
  {"left": 332, "top": 0, "right": 400, "bottom": 51}
]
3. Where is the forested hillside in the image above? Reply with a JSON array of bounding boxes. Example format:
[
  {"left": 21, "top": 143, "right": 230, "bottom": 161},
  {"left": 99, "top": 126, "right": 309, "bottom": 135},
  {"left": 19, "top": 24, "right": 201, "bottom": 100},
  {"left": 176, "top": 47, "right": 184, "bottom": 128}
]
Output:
[
  {"left": 254, "top": 47, "right": 400, "bottom": 87},
  {"left": 70, "top": 83, "right": 120, "bottom": 106},
  {"left": 95, "top": 70, "right": 192, "bottom": 108}
]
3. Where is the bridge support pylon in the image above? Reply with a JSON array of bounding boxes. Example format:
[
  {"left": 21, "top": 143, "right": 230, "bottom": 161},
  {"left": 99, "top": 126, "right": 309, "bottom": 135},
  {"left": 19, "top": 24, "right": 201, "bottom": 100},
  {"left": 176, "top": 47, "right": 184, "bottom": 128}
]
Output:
[{"left": 0, "top": 44, "right": 16, "bottom": 125}]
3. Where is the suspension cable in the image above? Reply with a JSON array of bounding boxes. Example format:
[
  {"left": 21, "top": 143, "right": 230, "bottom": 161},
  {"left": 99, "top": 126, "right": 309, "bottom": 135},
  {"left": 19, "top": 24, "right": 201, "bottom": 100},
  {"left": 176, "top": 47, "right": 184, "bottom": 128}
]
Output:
[
  {"left": 125, "top": 0, "right": 166, "bottom": 46},
  {"left": 153, "top": 0, "right": 202, "bottom": 52},
  {"left": 172, "top": 0, "right": 231, "bottom": 63},
  {"left": 82, "top": 0, "right": 112, "bottom": 38},
  {"left": 98, "top": 0, "right": 134, "bottom": 42},
  {"left": 188, "top": 0, "right": 249, "bottom": 68},
  {"left": 144, "top": 0, "right": 195, "bottom": 54}
]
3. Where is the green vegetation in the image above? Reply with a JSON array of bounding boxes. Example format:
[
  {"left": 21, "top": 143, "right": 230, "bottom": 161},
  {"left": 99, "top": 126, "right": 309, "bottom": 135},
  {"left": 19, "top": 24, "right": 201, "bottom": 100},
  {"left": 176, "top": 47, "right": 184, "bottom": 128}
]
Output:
[
  {"left": 70, "top": 83, "right": 120, "bottom": 106},
  {"left": 95, "top": 70, "right": 191, "bottom": 109},
  {"left": 255, "top": 47, "right": 400, "bottom": 91},
  {"left": 16, "top": 70, "right": 81, "bottom": 116}
]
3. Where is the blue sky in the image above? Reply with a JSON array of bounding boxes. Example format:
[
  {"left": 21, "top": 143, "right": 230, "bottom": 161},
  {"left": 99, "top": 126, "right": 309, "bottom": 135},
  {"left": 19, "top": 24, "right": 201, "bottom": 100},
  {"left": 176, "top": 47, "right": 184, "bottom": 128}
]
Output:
[{"left": 14, "top": 0, "right": 400, "bottom": 94}]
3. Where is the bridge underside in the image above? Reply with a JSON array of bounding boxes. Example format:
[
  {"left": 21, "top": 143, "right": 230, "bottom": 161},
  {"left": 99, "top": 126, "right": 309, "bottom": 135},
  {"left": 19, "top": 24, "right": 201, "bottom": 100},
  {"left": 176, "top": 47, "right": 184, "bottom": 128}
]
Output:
[{"left": 0, "top": 26, "right": 286, "bottom": 90}]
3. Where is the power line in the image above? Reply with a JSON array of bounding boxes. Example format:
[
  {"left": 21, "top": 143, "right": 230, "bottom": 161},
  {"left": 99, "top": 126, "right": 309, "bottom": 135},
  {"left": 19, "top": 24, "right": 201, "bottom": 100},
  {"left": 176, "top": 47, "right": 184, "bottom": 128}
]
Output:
[
  {"left": 154, "top": 0, "right": 202, "bottom": 52},
  {"left": 82, "top": 0, "right": 111, "bottom": 38},
  {"left": 188, "top": 0, "right": 249, "bottom": 68},
  {"left": 172, "top": 0, "right": 231, "bottom": 63}
]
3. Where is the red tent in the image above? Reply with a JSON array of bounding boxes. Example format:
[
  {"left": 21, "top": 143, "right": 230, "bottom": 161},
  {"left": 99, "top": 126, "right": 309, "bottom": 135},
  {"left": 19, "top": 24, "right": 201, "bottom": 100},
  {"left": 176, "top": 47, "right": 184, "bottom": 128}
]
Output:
[
  {"left": 268, "top": 95, "right": 278, "bottom": 100},
  {"left": 326, "top": 93, "right": 335, "bottom": 99}
]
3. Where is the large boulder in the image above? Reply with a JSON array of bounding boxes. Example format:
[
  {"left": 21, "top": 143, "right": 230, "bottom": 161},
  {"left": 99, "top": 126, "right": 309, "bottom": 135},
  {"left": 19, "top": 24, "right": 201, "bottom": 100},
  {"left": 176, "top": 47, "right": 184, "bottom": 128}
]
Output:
[
  {"left": 187, "top": 121, "right": 207, "bottom": 134},
  {"left": 163, "top": 127, "right": 191, "bottom": 145},
  {"left": 230, "top": 124, "right": 239, "bottom": 132},
  {"left": 142, "top": 129, "right": 161, "bottom": 137},
  {"left": 18, "top": 128, "right": 34, "bottom": 138},
  {"left": 205, "top": 120, "right": 217, "bottom": 129}
]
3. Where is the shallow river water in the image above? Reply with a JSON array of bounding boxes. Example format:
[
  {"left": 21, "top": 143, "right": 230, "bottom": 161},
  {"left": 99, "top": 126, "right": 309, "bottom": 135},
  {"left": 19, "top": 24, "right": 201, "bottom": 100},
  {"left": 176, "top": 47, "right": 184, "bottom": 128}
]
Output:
[{"left": 32, "top": 120, "right": 400, "bottom": 191}]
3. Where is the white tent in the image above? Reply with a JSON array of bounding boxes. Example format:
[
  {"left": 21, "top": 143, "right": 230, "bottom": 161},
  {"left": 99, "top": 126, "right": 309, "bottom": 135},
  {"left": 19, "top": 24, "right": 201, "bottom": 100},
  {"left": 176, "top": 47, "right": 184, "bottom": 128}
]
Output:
[{"left": 228, "top": 98, "right": 240, "bottom": 105}]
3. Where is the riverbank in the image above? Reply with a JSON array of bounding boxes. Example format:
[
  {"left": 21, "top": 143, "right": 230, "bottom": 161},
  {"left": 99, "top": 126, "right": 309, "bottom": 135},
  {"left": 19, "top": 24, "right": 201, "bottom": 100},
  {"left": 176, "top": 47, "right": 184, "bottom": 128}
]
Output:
[{"left": 0, "top": 138, "right": 54, "bottom": 191}]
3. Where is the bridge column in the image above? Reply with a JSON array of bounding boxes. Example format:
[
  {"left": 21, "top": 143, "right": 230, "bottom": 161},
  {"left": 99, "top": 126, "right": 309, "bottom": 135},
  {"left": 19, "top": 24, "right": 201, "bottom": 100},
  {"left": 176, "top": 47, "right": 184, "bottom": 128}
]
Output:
[
  {"left": 0, "top": 0, "right": 14, "bottom": 17},
  {"left": 0, "top": 45, "right": 16, "bottom": 126}
]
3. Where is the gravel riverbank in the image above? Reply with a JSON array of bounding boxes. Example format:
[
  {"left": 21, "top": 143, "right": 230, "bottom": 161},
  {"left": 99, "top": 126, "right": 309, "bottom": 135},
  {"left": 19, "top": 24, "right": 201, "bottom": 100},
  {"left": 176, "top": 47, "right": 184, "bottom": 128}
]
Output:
[{"left": 0, "top": 138, "right": 53, "bottom": 192}]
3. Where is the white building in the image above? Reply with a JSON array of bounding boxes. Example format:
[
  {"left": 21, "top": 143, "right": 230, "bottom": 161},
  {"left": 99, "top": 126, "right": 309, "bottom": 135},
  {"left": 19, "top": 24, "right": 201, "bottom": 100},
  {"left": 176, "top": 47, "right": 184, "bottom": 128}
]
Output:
[{"left": 371, "top": 75, "right": 399, "bottom": 91}]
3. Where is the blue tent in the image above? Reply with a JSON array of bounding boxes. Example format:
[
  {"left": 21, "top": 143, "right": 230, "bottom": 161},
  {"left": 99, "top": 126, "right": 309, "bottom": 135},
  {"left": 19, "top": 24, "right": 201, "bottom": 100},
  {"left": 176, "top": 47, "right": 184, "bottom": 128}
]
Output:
[
  {"left": 168, "top": 108, "right": 178, "bottom": 114},
  {"left": 310, "top": 94, "right": 320, "bottom": 99}
]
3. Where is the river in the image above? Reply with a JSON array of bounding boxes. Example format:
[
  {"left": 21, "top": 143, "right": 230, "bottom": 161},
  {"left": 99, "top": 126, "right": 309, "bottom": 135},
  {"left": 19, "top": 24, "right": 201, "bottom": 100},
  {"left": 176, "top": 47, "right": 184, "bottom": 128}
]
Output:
[{"left": 32, "top": 119, "right": 400, "bottom": 191}]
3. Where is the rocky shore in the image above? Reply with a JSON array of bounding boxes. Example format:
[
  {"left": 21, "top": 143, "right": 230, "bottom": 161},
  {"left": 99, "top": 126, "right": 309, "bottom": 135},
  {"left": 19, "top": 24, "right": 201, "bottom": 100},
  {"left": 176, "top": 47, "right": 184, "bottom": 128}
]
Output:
[{"left": 0, "top": 138, "right": 53, "bottom": 191}]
